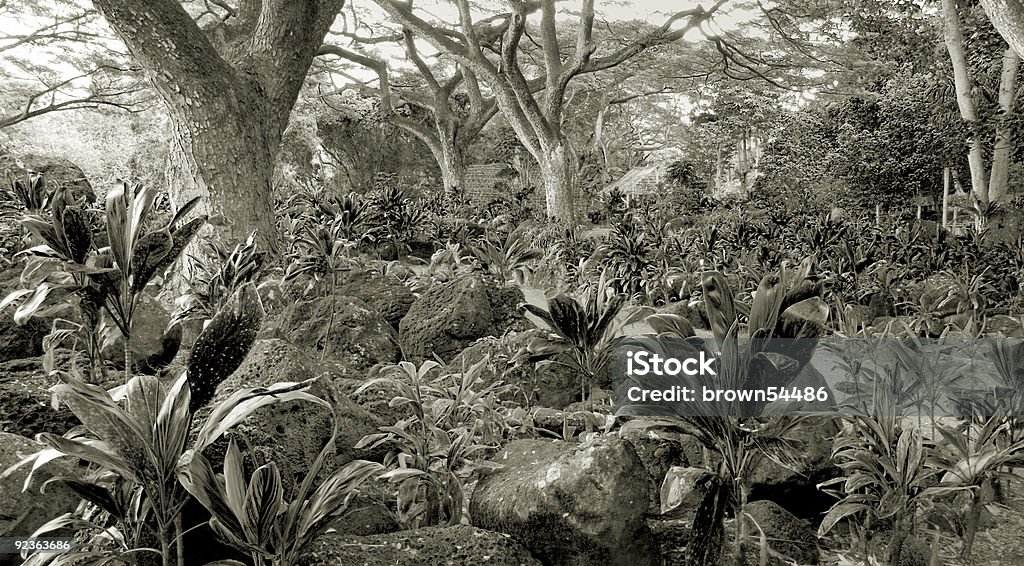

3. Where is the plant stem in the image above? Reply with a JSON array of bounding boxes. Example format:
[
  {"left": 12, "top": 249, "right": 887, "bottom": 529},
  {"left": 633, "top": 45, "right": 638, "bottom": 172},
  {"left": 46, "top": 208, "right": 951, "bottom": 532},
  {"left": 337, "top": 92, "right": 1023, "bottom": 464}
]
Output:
[
  {"left": 733, "top": 481, "right": 749, "bottom": 566},
  {"left": 175, "top": 513, "right": 185, "bottom": 566},
  {"left": 159, "top": 529, "right": 171, "bottom": 566},
  {"left": 124, "top": 332, "right": 132, "bottom": 382}
]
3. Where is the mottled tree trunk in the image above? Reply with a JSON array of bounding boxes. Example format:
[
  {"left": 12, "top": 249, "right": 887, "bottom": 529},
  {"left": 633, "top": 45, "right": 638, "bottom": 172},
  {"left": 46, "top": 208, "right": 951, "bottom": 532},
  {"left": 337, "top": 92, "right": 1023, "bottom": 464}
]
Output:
[
  {"left": 539, "top": 143, "right": 576, "bottom": 223},
  {"left": 93, "top": 0, "right": 344, "bottom": 252},
  {"left": 980, "top": 0, "right": 1024, "bottom": 57},
  {"left": 164, "top": 92, "right": 279, "bottom": 251},
  {"left": 435, "top": 120, "right": 466, "bottom": 202},
  {"left": 989, "top": 47, "right": 1020, "bottom": 205}
]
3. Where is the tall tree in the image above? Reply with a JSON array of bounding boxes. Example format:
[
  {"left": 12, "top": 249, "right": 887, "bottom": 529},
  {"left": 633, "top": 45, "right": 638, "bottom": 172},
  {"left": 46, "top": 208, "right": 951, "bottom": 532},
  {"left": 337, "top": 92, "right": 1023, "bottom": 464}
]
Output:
[
  {"left": 91, "top": 0, "right": 345, "bottom": 248},
  {"left": 317, "top": 24, "right": 510, "bottom": 200},
  {"left": 941, "top": 0, "right": 1020, "bottom": 208},
  {"left": 372, "top": 0, "right": 725, "bottom": 222}
]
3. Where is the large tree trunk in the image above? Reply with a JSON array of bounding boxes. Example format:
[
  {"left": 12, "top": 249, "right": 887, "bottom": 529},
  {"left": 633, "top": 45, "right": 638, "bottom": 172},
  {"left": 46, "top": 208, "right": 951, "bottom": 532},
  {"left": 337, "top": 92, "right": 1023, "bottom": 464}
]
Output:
[
  {"left": 164, "top": 89, "right": 279, "bottom": 251},
  {"left": 93, "top": 0, "right": 343, "bottom": 251},
  {"left": 942, "top": 0, "right": 990, "bottom": 205},
  {"left": 539, "top": 143, "right": 576, "bottom": 222},
  {"left": 989, "top": 47, "right": 1020, "bottom": 205},
  {"left": 980, "top": 0, "right": 1024, "bottom": 57},
  {"left": 435, "top": 120, "right": 466, "bottom": 202}
]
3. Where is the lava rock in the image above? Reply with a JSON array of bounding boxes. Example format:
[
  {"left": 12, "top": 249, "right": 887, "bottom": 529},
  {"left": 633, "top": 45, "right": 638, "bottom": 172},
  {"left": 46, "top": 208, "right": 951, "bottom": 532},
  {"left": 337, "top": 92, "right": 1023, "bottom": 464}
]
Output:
[
  {"left": 266, "top": 295, "right": 400, "bottom": 372},
  {"left": 0, "top": 432, "right": 80, "bottom": 540},
  {"left": 333, "top": 269, "right": 416, "bottom": 329},
  {"left": 0, "top": 265, "right": 49, "bottom": 363},
  {"left": 743, "top": 500, "right": 819, "bottom": 565},
  {"left": 0, "top": 154, "right": 96, "bottom": 204},
  {"left": 0, "top": 358, "right": 79, "bottom": 437},
  {"left": 470, "top": 436, "right": 657, "bottom": 566},
  {"left": 620, "top": 429, "right": 689, "bottom": 513},
  {"left": 399, "top": 276, "right": 527, "bottom": 363},
  {"left": 451, "top": 329, "right": 581, "bottom": 409},
  {"left": 193, "top": 339, "right": 384, "bottom": 491},
  {"left": 102, "top": 292, "right": 181, "bottom": 374}
]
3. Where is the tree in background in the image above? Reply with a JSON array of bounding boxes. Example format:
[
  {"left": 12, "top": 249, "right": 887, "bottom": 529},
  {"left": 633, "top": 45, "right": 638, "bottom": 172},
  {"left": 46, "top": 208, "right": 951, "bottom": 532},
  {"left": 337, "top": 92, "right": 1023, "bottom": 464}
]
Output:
[
  {"left": 372, "top": 0, "right": 726, "bottom": 222},
  {"left": 0, "top": 0, "right": 144, "bottom": 128},
  {"left": 942, "top": 0, "right": 1021, "bottom": 209}
]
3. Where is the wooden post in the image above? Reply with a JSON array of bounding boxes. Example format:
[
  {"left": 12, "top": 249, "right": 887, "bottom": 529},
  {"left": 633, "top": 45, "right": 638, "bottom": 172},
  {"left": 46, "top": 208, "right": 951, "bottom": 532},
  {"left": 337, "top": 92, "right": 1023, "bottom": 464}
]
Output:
[
  {"left": 942, "top": 167, "right": 951, "bottom": 229},
  {"left": 875, "top": 203, "right": 881, "bottom": 227}
]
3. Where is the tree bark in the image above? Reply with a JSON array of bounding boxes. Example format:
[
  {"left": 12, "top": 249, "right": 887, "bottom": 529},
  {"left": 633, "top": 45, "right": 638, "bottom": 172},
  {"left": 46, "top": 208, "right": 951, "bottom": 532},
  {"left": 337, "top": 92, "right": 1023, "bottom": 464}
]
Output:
[
  {"left": 93, "top": 0, "right": 344, "bottom": 251},
  {"left": 539, "top": 143, "right": 576, "bottom": 222},
  {"left": 980, "top": 0, "right": 1024, "bottom": 57},
  {"left": 435, "top": 121, "right": 467, "bottom": 201},
  {"left": 941, "top": 0, "right": 990, "bottom": 205},
  {"left": 989, "top": 47, "right": 1020, "bottom": 205}
]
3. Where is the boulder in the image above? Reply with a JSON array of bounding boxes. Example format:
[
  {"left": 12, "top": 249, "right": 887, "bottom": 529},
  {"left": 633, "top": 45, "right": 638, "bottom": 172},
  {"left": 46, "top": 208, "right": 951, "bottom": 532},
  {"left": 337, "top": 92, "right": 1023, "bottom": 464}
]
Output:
[
  {"left": 265, "top": 295, "right": 400, "bottom": 372},
  {"left": 0, "top": 432, "right": 80, "bottom": 539},
  {"left": 333, "top": 269, "right": 415, "bottom": 329},
  {"left": 0, "top": 358, "right": 79, "bottom": 437},
  {"left": 451, "top": 330, "right": 581, "bottom": 409},
  {"left": 0, "top": 154, "right": 95, "bottom": 204},
  {"left": 102, "top": 292, "right": 181, "bottom": 374},
  {"left": 330, "top": 495, "right": 400, "bottom": 536},
  {"left": 912, "top": 273, "right": 960, "bottom": 318},
  {"left": 620, "top": 430, "right": 689, "bottom": 514},
  {"left": 469, "top": 436, "right": 657, "bottom": 566},
  {"left": 399, "top": 276, "right": 527, "bottom": 363},
  {"left": 193, "top": 339, "right": 384, "bottom": 491},
  {"left": 658, "top": 300, "right": 708, "bottom": 330},
  {"left": 743, "top": 500, "right": 819, "bottom": 565},
  {"left": 298, "top": 525, "right": 541, "bottom": 566},
  {"left": 867, "top": 533, "right": 936, "bottom": 566}
]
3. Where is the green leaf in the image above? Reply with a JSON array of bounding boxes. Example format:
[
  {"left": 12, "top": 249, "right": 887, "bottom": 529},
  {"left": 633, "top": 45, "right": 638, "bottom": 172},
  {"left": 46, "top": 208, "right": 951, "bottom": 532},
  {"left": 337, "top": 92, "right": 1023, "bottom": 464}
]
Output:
[
  {"left": 243, "top": 462, "right": 284, "bottom": 545},
  {"left": 13, "top": 282, "right": 54, "bottom": 324},
  {"left": 42, "top": 477, "right": 122, "bottom": 519},
  {"left": 129, "top": 231, "right": 173, "bottom": 293}
]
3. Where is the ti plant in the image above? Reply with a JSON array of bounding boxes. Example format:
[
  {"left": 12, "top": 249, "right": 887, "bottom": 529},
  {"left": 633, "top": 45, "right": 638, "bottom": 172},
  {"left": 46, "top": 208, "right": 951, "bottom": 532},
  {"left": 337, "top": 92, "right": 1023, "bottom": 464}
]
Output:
[
  {"left": 179, "top": 393, "right": 384, "bottom": 566},
  {"left": 469, "top": 224, "right": 542, "bottom": 285},
  {"left": 931, "top": 415, "right": 1024, "bottom": 560},
  {"left": 354, "top": 359, "right": 509, "bottom": 529},
  {"left": 173, "top": 230, "right": 268, "bottom": 326},
  {"left": 1, "top": 182, "right": 205, "bottom": 382},
  {"left": 625, "top": 259, "right": 829, "bottom": 566},
  {"left": 4, "top": 375, "right": 319, "bottom": 566},
  {"left": 9, "top": 171, "right": 51, "bottom": 214},
  {"left": 521, "top": 271, "right": 651, "bottom": 401},
  {"left": 3, "top": 282, "right": 289, "bottom": 566},
  {"left": 818, "top": 416, "right": 958, "bottom": 566}
]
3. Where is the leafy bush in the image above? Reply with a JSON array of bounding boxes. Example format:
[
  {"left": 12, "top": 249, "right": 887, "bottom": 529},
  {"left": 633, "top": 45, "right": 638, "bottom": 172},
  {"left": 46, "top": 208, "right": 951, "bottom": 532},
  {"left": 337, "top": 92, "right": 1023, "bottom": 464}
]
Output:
[
  {"left": 180, "top": 394, "right": 383, "bottom": 566},
  {"left": 355, "top": 359, "right": 513, "bottom": 529}
]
